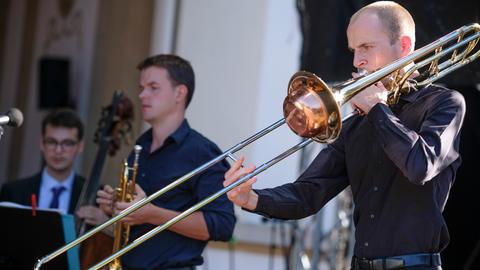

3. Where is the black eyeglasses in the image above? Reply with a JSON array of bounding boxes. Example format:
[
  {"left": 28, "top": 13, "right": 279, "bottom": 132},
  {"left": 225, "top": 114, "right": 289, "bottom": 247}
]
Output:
[{"left": 43, "top": 138, "right": 79, "bottom": 151}]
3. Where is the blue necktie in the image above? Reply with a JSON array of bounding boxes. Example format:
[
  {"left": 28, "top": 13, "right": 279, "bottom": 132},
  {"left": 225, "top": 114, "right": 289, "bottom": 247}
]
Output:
[{"left": 49, "top": 186, "right": 66, "bottom": 209}]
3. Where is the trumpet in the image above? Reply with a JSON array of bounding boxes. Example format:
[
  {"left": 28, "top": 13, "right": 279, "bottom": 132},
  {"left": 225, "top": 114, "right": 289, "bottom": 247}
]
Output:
[
  {"left": 109, "top": 145, "right": 141, "bottom": 270},
  {"left": 34, "top": 23, "right": 480, "bottom": 270}
]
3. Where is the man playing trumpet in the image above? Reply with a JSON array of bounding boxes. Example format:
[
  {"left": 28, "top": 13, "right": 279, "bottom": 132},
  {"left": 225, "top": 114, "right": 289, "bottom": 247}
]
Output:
[{"left": 97, "top": 54, "right": 236, "bottom": 270}]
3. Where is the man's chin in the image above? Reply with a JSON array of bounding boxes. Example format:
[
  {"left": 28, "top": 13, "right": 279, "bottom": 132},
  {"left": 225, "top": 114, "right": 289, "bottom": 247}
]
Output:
[
  {"left": 142, "top": 117, "right": 156, "bottom": 126},
  {"left": 48, "top": 165, "right": 70, "bottom": 174}
]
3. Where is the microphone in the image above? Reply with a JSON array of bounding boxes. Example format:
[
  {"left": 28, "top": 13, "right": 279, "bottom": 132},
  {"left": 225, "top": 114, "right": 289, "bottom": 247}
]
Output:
[{"left": 0, "top": 108, "right": 24, "bottom": 127}]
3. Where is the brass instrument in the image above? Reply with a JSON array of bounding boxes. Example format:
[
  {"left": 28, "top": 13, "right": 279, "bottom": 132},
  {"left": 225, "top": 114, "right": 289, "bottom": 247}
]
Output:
[
  {"left": 109, "top": 145, "right": 142, "bottom": 270},
  {"left": 34, "top": 23, "right": 480, "bottom": 270}
]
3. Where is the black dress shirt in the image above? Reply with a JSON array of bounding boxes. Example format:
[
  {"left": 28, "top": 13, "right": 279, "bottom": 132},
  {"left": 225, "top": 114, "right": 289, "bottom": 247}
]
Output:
[
  {"left": 122, "top": 120, "right": 235, "bottom": 269},
  {"left": 253, "top": 84, "right": 466, "bottom": 259}
]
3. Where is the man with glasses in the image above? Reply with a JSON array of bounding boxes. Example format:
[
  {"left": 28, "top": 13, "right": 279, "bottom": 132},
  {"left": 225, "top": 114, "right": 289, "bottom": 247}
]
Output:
[{"left": 0, "top": 108, "right": 86, "bottom": 215}]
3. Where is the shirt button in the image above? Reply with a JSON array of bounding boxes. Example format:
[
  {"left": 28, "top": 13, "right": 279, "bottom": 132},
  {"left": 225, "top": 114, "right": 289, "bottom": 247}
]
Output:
[
  {"left": 373, "top": 186, "right": 378, "bottom": 191},
  {"left": 370, "top": 214, "right": 375, "bottom": 219},
  {"left": 142, "top": 173, "right": 146, "bottom": 177},
  {"left": 364, "top": 242, "right": 369, "bottom": 247}
]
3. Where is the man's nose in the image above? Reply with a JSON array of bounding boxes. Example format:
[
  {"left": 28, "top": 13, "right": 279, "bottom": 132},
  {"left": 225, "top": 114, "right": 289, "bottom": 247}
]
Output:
[
  {"left": 353, "top": 53, "right": 366, "bottom": 69},
  {"left": 139, "top": 89, "right": 146, "bottom": 99},
  {"left": 139, "top": 87, "right": 153, "bottom": 99},
  {"left": 54, "top": 144, "right": 64, "bottom": 152}
]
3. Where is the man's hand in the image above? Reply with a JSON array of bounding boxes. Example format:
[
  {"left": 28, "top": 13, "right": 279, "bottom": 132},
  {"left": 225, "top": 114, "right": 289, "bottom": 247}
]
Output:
[
  {"left": 223, "top": 156, "right": 258, "bottom": 210},
  {"left": 115, "top": 184, "right": 150, "bottom": 226},
  {"left": 350, "top": 71, "right": 388, "bottom": 114},
  {"left": 96, "top": 184, "right": 115, "bottom": 216},
  {"left": 76, "top": 205, "right": 109, "bottom": 226}
]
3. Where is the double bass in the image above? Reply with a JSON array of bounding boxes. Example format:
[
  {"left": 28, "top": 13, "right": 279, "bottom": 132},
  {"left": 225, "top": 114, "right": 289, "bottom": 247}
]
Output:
[{"left": 75, "top": 91, "right": 133, "bottom": 269}]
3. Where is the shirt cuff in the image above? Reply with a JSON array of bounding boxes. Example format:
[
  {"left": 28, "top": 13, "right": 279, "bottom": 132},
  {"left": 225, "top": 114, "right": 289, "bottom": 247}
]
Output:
[{"left": 242, "top": 189, "right": 274, "bottom": 218}]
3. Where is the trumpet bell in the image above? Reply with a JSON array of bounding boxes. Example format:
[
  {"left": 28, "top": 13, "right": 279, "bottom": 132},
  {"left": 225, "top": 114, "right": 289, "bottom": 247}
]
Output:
[{"left": 283, "top": 71, "right": 341, "bottom": 143}]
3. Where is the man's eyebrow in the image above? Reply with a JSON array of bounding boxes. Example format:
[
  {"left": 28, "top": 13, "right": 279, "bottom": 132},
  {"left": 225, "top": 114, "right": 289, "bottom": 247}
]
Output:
[
  {"left": 349, "top": 42, "right": 375, "bottom": 51},
  {"left": 140, "top": 81, "right": 159, "bottom": 88},
  {"left": 359, "top": 42, "right": 375, "bottom": 47}
]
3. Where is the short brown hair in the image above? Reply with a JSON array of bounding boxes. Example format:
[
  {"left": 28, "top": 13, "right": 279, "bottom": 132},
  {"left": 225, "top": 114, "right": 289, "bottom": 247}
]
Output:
[{"left": 137, "top": 54, "right": 195, "bottom": 108}]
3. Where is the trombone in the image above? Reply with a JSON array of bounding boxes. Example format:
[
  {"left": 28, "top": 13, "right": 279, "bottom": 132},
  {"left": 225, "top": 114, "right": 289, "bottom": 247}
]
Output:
[{"left": 34, "top": 23, "right": 480, "bottom": 270}]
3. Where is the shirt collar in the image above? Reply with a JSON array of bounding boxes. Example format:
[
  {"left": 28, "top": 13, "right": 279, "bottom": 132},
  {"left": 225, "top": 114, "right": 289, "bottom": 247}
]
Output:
[
  {"left": 168, "top": 119, "right": 190, "bottom": 145},
  {"left": 137, "top": 119, "right": 191, "bottom": 146},
  {"left": 398, "top": 80, "right": 433, "bottom": 103},
  {"left": 41, "top": 168, "right": 75, "bottom": 191}
]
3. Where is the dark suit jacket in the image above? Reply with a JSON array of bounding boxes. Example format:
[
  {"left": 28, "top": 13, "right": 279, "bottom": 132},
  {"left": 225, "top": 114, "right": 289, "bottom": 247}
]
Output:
[{"left": 0, "top": 172, "right": 85, "bottom": 214}]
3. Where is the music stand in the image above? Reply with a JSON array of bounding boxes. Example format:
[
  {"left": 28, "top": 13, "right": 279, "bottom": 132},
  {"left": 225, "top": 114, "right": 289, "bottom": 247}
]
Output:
[{"left": 0, "top": 202, "right": 80, "bottom": 270}]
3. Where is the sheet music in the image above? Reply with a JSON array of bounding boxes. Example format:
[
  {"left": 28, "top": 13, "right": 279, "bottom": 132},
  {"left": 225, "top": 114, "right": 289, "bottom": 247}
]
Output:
[{"left": 0, "top": 201, "right": 64, "bottom": 213}]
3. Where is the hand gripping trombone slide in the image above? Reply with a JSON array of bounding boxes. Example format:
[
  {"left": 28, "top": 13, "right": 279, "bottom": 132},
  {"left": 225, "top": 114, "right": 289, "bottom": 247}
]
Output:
[{"left": 34, "top": 23, "right": 480, "bottom": 270}]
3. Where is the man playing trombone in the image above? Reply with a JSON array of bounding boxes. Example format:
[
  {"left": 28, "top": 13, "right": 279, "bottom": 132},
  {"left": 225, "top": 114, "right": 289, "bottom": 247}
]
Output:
[
  {"left": 224, "top": 2, "right": 466, "bottom": 270},
  {"left": 96, "top": 54, "right": 236, "bottom": 270}
]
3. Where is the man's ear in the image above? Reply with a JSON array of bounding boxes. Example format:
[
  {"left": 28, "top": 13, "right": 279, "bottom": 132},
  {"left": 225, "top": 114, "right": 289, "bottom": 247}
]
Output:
[
  {"left": 399, "top": 36, "right": 413, "bottom": 57},
  {"left": 175, "top": 84, "right": 188, "bottom": 106}
]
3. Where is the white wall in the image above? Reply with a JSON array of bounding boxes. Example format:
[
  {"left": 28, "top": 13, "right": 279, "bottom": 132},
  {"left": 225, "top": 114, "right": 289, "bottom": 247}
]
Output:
[
  {"left": 154, "top": 1, "right": 315, "bottom": 269},
  {"left": 176, "top": 0, "right": 303, "bottom": 225}
]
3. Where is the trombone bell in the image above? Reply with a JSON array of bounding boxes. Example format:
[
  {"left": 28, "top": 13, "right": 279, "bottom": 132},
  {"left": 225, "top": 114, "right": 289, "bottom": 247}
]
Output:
[{"left": 283, "top": 71, "right": 341, "bottom": 143}]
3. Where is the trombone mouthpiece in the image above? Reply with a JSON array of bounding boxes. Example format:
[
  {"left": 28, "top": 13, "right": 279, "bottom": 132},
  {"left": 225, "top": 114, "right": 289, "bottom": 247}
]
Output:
[{"left": 357, "top": 69, "right": 368, "bottom": 76}]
